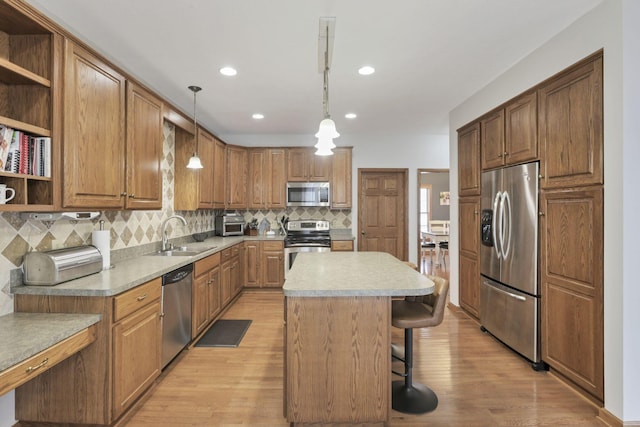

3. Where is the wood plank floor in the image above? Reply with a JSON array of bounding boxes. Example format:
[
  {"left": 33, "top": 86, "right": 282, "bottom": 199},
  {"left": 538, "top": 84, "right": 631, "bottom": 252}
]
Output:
[{"left": 125, "top": 288, "right": 604, "bottom": 426}]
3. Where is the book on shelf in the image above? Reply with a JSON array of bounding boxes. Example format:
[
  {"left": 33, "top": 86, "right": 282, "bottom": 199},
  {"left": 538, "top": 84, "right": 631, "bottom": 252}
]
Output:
[{"left": 0, "top": 124, "right": 51, "bottom": 177}]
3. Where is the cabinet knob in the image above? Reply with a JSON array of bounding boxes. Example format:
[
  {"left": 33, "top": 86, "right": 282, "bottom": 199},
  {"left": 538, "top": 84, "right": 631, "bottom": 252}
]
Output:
[
  {"left": 538, "top": 211, "right": 545, "bottom": 216},
  {"left": 504, "top": 151, "right": 508, "bottom": 157},
  {"left": 130, "top": 193, "right": 135, "bottom": 198},
  {"left": 361, "top": 231, "right": 366, "bottom": 235},
  {"left": 538, "top": 174, "right": 544, "bottom": 180},
  {"left": 136, "top": 293, "right": 147, "bottom": 301},
  {"left": 121, "top": 192, "right": 127, "bottom": 197},
  {"left": 497, "top": 153, "right": 502, "bottom": 158}
]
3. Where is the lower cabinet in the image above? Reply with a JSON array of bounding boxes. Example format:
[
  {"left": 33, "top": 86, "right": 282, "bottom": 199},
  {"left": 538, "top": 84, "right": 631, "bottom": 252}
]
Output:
[
  {"left": 15, "top": 278, "right": 162, "bottom": 425},
  {"left": 330, "top": 240, "right": 354, "bottom": 251},
  {"left": 245, "top": 240, "right": 284, "bottom": 288},
  {"left": 192, "top": 252, "right": 221, "bottom": 338},
  {"left": 459, "top": 253, "right": 480, "bottom": 318},
  {"left": 221, "top": 244, "right": 243, "bottom": 306}
]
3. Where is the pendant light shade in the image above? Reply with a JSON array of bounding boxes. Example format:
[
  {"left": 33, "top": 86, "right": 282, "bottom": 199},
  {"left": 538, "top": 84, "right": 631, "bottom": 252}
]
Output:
[
  {"left": 186, "top": 85, "right": 204, "bottom": 169},
  {"left": 315, "top": 118, "right": 340, "bottom": 139}
]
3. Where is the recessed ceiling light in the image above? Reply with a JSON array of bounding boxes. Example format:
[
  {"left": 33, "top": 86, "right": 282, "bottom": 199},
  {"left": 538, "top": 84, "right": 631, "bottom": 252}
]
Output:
[
  {"left": 358, "top": 66, "right": 375, "bottom": 75},
  {"left": 219, "top": 66, "right": 237, "bottom": 76},
  {"left": 252, "top": 113, "right": 264, "bottom": 120},
  {"left": 345, "top": 113, "right": 357, "bottom": 119}
]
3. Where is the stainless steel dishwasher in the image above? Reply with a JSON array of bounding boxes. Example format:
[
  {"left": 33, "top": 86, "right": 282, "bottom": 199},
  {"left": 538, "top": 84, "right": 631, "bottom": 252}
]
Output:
[{"left": 161, "top": 263, "right": 193, "bottom": 368}]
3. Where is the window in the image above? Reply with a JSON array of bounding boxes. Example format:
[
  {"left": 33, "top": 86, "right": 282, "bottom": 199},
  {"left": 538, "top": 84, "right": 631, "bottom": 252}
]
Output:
[{"left": 420, "top": 184, "right": 431, "bottom": 233}]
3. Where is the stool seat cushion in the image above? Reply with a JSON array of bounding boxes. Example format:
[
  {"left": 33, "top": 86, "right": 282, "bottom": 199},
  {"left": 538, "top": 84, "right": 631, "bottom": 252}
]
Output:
[{"left": 392, "top": 300, "right": 436, "bottom": 329}]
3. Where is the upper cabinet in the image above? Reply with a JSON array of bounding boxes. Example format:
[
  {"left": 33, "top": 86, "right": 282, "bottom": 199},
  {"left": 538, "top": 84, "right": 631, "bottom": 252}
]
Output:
[
  {"left": 248, "top": 148, "right": 286, "bottom": 210},
  {"left": 62, "top": 40, "right": 126, "bottom": 209},
  {"left": 125, "top": 82, "right": 163, "bottom": 210},
  {"left": 197, "top": 129, "right": 215, "bottom": 208},
  {"left": 0, "top": 2, "right": 58, "bottom": 211},
  {"left": 213, "top": 137, "right": 226, "bottom": 208},
  {"left": 331, "top": 147, "right": 352, "bottom": 209},
  {"left": 481, "top": 92, "right": 537, "bottom": 170},
  {"left": 226, "top": 144, "right": 247, "bottom": 209},
  {"left": 174, "top": 127, "right": 218, "bottom": 210},
  {"left": 287, "top": 147, "right": 331, "bottom": 182},
  {"left": 538, "top": 54, "right": 603, "bottom": 189},
  {"left": 457, "top": 122, "right": 481, "bottom": 197}
]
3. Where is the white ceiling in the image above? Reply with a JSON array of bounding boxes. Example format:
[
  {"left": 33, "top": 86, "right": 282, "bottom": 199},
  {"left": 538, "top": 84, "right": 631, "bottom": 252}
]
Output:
[{"left": 27, "top": 0, "right": 602, "bottom": 140}]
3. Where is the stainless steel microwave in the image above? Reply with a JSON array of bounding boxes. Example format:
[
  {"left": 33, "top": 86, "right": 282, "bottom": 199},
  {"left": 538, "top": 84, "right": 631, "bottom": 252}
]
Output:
[{"left": 286, "top": 182, "right": 330, "bottom": 207}]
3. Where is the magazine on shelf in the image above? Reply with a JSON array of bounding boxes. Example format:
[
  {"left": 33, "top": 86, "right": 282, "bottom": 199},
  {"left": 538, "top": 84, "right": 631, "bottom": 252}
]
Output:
[
  {"left": 0, "top": 125, "right": 12, "bottom": 171},
  {"left": 0, "top": 124, "right": 51, "bottom": 176}
]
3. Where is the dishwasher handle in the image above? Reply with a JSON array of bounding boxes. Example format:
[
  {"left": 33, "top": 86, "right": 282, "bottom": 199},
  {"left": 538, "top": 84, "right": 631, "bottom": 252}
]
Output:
[{"left": 163, "top": 264, "right": 194, "bottom": 285}]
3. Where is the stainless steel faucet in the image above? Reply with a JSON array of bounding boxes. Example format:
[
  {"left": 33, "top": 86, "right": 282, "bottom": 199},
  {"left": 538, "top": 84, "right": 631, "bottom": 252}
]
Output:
[{"left": 161, "top": 215, "right": 187, "bottom": 251}]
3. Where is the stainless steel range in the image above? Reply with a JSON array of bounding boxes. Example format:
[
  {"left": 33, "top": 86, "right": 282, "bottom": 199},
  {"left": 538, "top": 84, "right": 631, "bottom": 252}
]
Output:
[{"left": 284, "top": 219, "right": 331, "bottom": 277}]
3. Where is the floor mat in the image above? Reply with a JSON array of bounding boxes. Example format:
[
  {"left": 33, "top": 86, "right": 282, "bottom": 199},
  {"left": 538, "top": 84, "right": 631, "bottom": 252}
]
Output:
[{"left": 195, "top": 319, "right": 252, "bottom": 348}]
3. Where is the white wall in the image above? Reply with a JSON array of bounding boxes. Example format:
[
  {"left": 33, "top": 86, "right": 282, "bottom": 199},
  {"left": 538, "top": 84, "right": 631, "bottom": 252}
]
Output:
[
  {"left": 224, "top": 132, "right": 450, "bottom": 264},
  {"left": 450, "top": 0, "right": 639, "bottom": 421}
]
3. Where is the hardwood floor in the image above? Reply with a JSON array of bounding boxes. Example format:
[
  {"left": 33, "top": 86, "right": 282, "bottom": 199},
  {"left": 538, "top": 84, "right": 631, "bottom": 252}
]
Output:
[{"left": 125, "top": 287, "right": 604, "bottom": 426}]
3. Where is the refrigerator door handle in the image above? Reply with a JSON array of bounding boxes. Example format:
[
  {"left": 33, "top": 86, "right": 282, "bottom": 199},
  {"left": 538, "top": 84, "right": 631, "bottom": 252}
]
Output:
[
  {"left": 492, "top": 191, "right": 502, "bottom": 259},
  {"left": 482, "top": 280, "right": 527, "bottom": 301},
  {"left": 502, "top": 191, "right": 512, "bottom": 259}
]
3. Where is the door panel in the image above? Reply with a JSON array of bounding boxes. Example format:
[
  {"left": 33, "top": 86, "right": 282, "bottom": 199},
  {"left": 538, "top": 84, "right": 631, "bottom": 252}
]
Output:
[{"left": 358, "top": 170, "right": 407, "bottom": 260}]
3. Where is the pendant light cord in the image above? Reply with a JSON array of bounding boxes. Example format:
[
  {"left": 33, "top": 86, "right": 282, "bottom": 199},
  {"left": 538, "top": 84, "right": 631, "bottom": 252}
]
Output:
[{"left": 323, "top": 24, "right": 330, "bottom": 120}]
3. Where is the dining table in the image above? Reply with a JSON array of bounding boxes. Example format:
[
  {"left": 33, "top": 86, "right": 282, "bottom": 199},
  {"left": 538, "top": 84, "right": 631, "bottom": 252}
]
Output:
[{"left": 422, "top": 230, "right": 450, "bottom": 266}]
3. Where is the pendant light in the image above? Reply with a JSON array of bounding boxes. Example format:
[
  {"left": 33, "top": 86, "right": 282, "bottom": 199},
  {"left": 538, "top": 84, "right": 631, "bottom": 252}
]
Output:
[
  {"left": 314, "top": 20, "right": 338, "bottom": 156},
  {"left": 186, "top": 85, "right": 204, "bottom": 169}
]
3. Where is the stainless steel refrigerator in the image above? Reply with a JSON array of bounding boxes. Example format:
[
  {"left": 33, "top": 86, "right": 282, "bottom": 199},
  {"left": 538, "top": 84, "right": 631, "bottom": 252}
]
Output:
[{"left": 480, "top": 161, "right": 544, "bottom": 369}]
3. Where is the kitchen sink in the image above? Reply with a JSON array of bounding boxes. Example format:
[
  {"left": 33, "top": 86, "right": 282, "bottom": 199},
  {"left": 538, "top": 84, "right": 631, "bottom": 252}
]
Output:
[{"left": 149, "top": 246, "right": 217, "bottom": 257}]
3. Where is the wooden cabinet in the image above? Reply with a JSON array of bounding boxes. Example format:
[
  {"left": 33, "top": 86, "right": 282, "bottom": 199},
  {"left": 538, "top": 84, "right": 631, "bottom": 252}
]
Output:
[
  {"left": 174, "top": 127, "right": 219, "bottom": 210},
  {"left": 331, "top": 147, "right": 352, "bottom": 208},
  {"left": 538, "top": 54, "right": 603, "bottom": 189},
  {"left": 245, "top": 240, "right": 284, "bottom": 288},
  {"left": 15, "top": 277, "right": 162, "bottom": 425},
  {"left": 221, "top": 244, "right": 243, "bottom": 306},
  {"left": 213, "top": 137, "right": 226, "bottom": 208},
  {"left": 540, "top": 187, "right": 603, "bottom": 400},
  {"left": 286, "top": 147, "right": 331, "bottom": 182},
  {"left": 226, "top": 145, "right": 247, "bottom": 209},
  {"left": 248, "top": 148, "right": 286, "bottom": 209},
  {"left": 62, "top": 39, "right": 126, "bottom": 208},
  {"left": 0, "top": 2, "right": 58, "bottom": 211},
  {"left": 458, "top": 197, "right": 480, "bottom": 318},
  {"left": 331, "top": 240, "right": 354, "bottom": 251},
  {"left": 481, "top": 92, "right": 537, "bottom": 170},
  {"left": 124, "top": 82, "right": 163, "bottom": 209},
  {"left": 192, "top": 252, "right": 221, "bottom": 338},
  {"left": 458, "top": 122, "right": 481, "bottom": 196},
  {"left": 197, "top": 129, "right": 216, "bottom": 208}
]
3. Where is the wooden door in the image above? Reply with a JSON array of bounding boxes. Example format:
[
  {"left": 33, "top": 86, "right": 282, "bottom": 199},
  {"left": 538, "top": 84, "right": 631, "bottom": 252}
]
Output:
[
  {"left": 207, "top": 266, "right": 221, "bottom": 319},
  {"left": 62, "top": 40, "right": 126, "bottom": 208},
  {"left": 213, "top": 137, "right": 226, "bottom": 208},
  {"left": 309, "top": 151, "right": 331, "bottom": 181},
  {"left": 540, "top": 187, "right": 603, "bottom": 400},
  {"left": 538, "top": 53, "right": 603, "bottom": 189},
  {"left": 267, "top": 148, "right": 286, "bottom": 208},
  {"left": 459, "top": 196, "right": 480, "bottom": 317},
  {"left": 262, "top": 241, "right": 284, "bottom": 288},
  {"left": 358, "top": 169, "right": 408, "bottom": 260},
  {"left": 191, "top": 273, "right": 209, "bottom": 337},
  {"left": 505, "top": 91, "right": 538, "bottom": 165},
  {"left": 248, "top": 149, "right": 266, "bottom": 209},
  {"left": 221, "top": 259, "right": 232, "bottom": 306},
  {"left": 197, "top": 129, "right": 215, "bottom": 208},
  {"left": 331, "top": 147, "right": 352, "bottom": 209},
  {"left": 226, "top": 145, "right": 247, "bottom": 209},
  {"left": 480, "top": 110, "right": 505, "bottom": 170},
  {"left": 244, "top": 241, "right": 260, "bottom": 287},
  {"left": 125, "top": 82, "right": 163, "bottom": 210},
  {"left": 458, "top": 122, "right": 481, "bottom": 196},
  {"left": 286, "top": 148, "right": 309, "bottom": 181}
]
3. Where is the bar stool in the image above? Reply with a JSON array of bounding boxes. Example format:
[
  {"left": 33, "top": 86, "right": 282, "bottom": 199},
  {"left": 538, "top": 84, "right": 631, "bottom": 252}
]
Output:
[{"left": 391, "top": 275, "right": 450, "bottom": 414}]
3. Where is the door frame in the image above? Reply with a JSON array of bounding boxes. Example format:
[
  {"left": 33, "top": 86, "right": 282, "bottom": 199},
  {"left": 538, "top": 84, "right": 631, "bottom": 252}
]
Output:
[
  {"left": 357, "top": 168, "right": 409, "bottom": 261},
  {"left": 416, "top": 168, "right": 449, "bottom": 266}
]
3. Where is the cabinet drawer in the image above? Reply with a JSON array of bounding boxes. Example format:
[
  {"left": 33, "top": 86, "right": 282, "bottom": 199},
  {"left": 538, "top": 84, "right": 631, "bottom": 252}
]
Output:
[
  {"left": 0, "top": 325, "right": 97, "bottom": 396},
  {"left": 331, "top": 240, "right": 354, "bottom": 251},
  {"left": 231, "top": 245, "right": 241, "bottom": 257},
  {"left": 221, "top": 248, "right": 232, "bottom": 262},
  {"left": 194, "top": 252, "right": 221, "bottom": 277},
  {"left": 262, "top": 241, "right": 283, "bottom": 251},
  {"left": 113, "top": 278, "right": 162, "bottom": 322}
]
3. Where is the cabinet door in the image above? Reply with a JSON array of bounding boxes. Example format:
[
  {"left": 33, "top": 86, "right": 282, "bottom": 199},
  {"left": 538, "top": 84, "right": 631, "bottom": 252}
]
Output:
[
  {"left": 538, "top": 54, "right": 603, "bottom": 189},
  {"left": 248, "top": 149, "right": 266, "bottom": 209},
  {"left": 197, "top": 129, "right": 215, "bottom": 208},
  {"left": 226, "top": 145, "right": 247, "bottom": 209},
  {"left": 213, "top": 137, "right": 226, "bottom": 208},
  {"left": 505, "top": 91, "right": 537, "bottom": 165},
  {"left": 125, "top": 82, "right": 163, "bottom": 210},
  {"left": 244, "top": 241, "right": 260, "bottom": 287},
  {"left": 221, "top": 260, "right": 232, "bottom": 306},
  {"left": 262, "top": 249, "right": 284, "bottom": 288},
  {"left": 286, "top": 148, "right": 309, "bottom": 181},
  {"left": 267, "top": 148, "right": 287, "bottom": 208},
  {"left": 331, "top": 147, "right": 352, "bottom": 209},
  {"left": 459, "top": 253, "right": 479, "bottom": 318},
  {"left": 480, "top": 110, "right": 505, "bottom": 170},
  {"left": 458, "top": 122, "right": 481, "bottom": 196},
  {"left": 231, "top": 256, "right": 242, "bottom": 297},
  {"left": 540, "top": 187, "right": 603, "bottom": 400},
  {"left": 112, "top": 300, "right": 161, "bottom": 419},
  {"left": 192, "top": 273, "right": 210, "bottom": 337},
  {"left": 207, "top": 266, "right": 221, "bottom": 320},
  {"left": 309, "top": 151, "right": 331, "bottom": 181},
  {"left": 62, "top": 40, "right": 126, "bottom": 208},
  {"left": 459, "top": 197, "right": 479, "bottom": 257}
]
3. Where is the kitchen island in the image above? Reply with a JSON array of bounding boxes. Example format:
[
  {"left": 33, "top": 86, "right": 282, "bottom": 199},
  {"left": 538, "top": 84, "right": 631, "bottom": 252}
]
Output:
[{"left": 283, "top": 252, "right": 434, "bottom": 426}]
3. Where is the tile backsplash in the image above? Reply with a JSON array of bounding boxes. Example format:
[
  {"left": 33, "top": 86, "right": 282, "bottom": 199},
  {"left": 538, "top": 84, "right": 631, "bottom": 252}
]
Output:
[{"left": 0, "top": 122, "right": 351, "bottom": 315}]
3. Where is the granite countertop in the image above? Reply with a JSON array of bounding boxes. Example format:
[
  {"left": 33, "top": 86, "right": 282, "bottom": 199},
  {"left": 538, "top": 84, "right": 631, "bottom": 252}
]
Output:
[
  {"left": 11, "top": 236, "right": 246, "bottom": 297},
  {"left": 283, "top": 251, "right": 434, "bottom": 297},
  {"left": 0, "top": 313, "right": 102, "bottom": 372}
]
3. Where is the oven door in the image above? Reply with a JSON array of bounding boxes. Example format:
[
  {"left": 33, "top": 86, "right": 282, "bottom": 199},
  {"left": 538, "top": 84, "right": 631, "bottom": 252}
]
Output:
[{"left": 284, "top": 246, "right": 331, "bottom": 278}]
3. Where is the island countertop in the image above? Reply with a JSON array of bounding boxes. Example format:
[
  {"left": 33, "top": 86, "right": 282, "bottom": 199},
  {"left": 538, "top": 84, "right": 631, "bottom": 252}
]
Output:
[{"left": 282, "top": 251, "right": 434, "bottom": 297}]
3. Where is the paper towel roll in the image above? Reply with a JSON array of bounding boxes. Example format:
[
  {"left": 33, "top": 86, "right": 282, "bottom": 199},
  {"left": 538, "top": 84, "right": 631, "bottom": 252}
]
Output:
[{"left": 92, "top": 230, "right": 111, "bottom": 270}]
